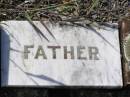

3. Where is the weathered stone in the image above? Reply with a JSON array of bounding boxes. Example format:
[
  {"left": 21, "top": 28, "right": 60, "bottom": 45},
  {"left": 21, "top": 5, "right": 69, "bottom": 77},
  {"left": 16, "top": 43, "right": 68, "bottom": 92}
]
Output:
[{"left": 1, "top": 21, "right": 122, "bottom": 86}]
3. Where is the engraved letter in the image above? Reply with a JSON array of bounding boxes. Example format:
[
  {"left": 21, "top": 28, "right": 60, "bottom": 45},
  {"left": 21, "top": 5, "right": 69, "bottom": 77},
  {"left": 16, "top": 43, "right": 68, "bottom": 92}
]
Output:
[
  {"left": 64, "top": 46, "right": 74, "bottom": 59},
  {"left": 77, "top": 46, "right": 87, "bottom": 60},
  {"left": 35, "top": 45, "right": 47, "bottom": 59},
  {"left": 24, "top": 45, "right": 34, "bottom": 59},
  {"left": 89, "top": 47, "right": 99, "bottom": 60},
  {"left": 48, "top": 46, "right": 61, "bottom": 59}
]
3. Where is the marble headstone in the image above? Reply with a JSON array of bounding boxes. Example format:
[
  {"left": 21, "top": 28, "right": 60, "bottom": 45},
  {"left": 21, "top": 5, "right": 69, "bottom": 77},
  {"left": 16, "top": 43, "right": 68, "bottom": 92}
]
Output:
[{"left": 1, "top": 21, "right": 122, "bottom": 86}]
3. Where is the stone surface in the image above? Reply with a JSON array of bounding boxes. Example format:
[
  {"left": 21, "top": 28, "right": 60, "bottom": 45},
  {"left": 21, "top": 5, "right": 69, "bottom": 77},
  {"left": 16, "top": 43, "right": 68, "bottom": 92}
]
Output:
[{"left": 1, "top": 21, "right": 122, "bottom": 86}]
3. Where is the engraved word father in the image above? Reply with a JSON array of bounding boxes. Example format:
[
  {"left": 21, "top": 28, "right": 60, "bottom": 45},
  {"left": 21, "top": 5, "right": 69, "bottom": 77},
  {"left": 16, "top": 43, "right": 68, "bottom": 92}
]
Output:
[{"left": 24, "top": 45, "right": 99, "bottom": 60}]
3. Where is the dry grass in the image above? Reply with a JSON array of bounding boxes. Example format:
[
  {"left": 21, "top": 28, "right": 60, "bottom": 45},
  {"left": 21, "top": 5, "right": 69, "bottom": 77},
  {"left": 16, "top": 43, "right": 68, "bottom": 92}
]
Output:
[{"left": 0, "top": 0, "right": 129, "bottom": 22}]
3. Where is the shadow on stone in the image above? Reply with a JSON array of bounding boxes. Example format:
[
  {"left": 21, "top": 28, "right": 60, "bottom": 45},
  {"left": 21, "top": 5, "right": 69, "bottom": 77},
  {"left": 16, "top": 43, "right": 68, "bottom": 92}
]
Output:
[
  {"left": 1, "top": 27, "right": 10, "bottom": 86},
  {"left": 25, "top": 72, "right": 65, "bottom": 86}
]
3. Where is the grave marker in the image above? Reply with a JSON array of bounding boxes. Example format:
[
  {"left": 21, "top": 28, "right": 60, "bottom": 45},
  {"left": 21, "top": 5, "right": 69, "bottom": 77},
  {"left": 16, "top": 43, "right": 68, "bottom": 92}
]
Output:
[{"left": 1, "top": 21, "right": 123, "bottom": 86}]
